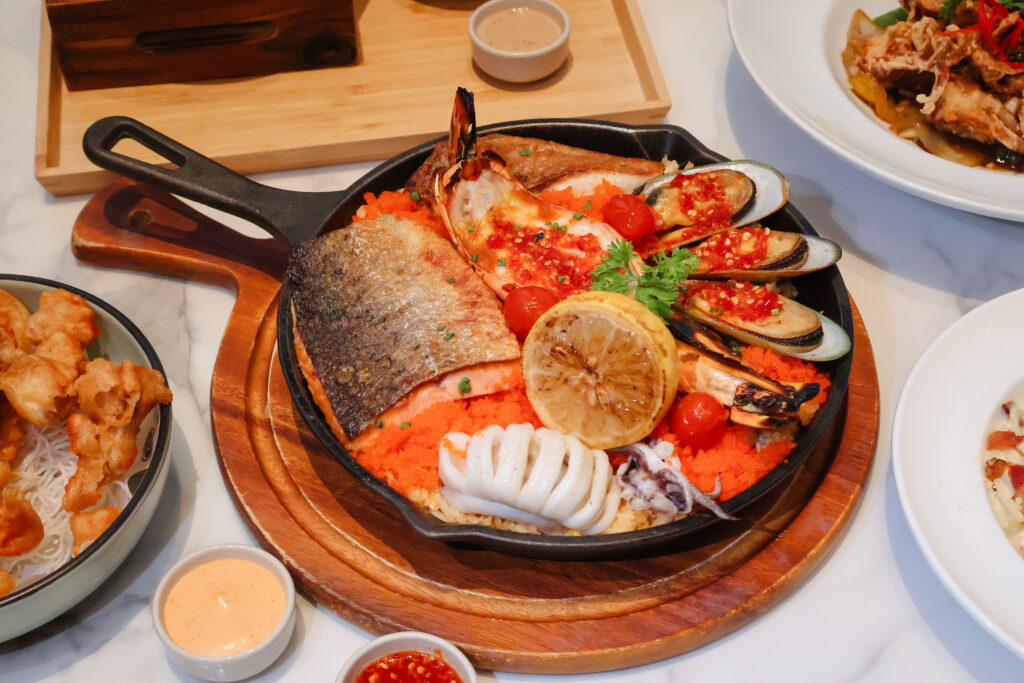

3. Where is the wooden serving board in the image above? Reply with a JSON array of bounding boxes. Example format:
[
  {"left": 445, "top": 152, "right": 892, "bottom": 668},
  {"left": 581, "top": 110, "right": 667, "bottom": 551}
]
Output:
[
  {"left": 36, "top": 0, "right": 670, "bottom": 196},
  {"left": 71, "top": 180, "right": 880, "bottom": 674}
]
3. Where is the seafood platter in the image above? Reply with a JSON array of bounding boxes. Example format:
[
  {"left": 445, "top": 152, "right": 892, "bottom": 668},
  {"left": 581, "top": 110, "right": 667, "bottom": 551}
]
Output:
[
  {"left": 60, "top": 87, "right": 880, "bottom": 670},
  {"left": 0, "top": 275, "right": 172, "bottom": 642},
  {"left": 80, "top": 88, "right": 856, "bottom": 559}
]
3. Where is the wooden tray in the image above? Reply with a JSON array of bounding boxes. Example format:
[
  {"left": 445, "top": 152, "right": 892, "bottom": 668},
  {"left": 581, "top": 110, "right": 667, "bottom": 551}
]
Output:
[
  {"left": 70, "top": 179, "right": 879, "bottom": 674},
  {"left": 36, "top": 0, "right": 670, "bottom": 196}
]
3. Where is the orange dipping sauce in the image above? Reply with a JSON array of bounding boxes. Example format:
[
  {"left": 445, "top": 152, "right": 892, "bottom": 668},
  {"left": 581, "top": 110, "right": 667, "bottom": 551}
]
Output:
[
  {"left": 162, "top": 558, "right": 286, "bottom": 657},
  {"left": 356, "top": 650, "right": 463, "bottom": 683}
]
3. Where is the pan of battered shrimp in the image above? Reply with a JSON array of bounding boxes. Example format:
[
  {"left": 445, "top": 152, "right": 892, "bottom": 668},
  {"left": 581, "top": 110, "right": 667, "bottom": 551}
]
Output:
[{"left": 0, "top": 275, "right": 172, "bottom": 643}]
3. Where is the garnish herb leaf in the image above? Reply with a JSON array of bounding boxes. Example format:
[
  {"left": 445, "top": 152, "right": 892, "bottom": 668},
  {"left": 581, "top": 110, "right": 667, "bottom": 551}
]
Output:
[
  {"left": 589, "top": 240, "right": 699, "bottom": 321},
  {"left": 458, "top": 377, "right": 472, "bottom": 396},
  {"left": 873, "top": 7, "right": 909, "bottom": 27},
  {"left": 939, "top": 0, "right": 961, "bottom": 20}
]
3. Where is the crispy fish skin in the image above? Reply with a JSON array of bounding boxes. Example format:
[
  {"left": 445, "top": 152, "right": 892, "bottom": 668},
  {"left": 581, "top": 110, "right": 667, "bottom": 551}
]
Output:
[
  {"left": 288, "top": 215, "right": 520, "bottom": 439},
  {"left": 408, "top": 134, "right": 664, "bottom": 199}
]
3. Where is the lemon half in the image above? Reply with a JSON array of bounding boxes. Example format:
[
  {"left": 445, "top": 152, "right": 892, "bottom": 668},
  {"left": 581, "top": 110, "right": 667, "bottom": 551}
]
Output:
[{"left": 522, "top": 291, "right": 679, "bottom": 450}]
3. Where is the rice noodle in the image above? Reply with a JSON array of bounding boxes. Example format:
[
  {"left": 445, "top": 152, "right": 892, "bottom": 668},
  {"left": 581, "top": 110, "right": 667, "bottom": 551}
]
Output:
[{"left": 0, "top": 421, "right": 131, "bottom": 591}]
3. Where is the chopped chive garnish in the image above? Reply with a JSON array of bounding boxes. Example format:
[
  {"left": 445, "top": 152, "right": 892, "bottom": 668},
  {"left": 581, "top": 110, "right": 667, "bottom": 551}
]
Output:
[
  {"left": 466, "top": 225, "right": 475, "bottom": 232},
  {"left": 557, "top": 275, "right": 567, "bottom": 283},
  {"left": 497, "top": 258, "right": 507, "bottom": 267},
  {"left": 437, "top": 325, "right": 445, "bottom": 331},
  {"left": 447, "top": 277, "right": 456, "bottom": 284},
  {"left": 471, "top": 254, "right": 479, "bottom": 262},
  {"left": 458, "top": 377, "right": 472, "bottom": 396},
  {"left": 520, "top": 147, "right": 530, "bottom": 156},
  {"left": 409, "top": 191, "right": 421, "bottom": 201},
  {"left": 582, "top": 200, "right": 592, "bottom": 211},
  {"left": 445, "top": 331, "right": 455, "bottom": 340},
  {"left": 376, "top": 420, "right": 384, "bottom": 428},
  {"left": 573, "top": 212, "right": 584, "bottom": 220},
  {"left": 400, "top": 421, "right": 411, "bottom": 430},
  {"left": 555, "top": 223, "right": 568, "bottom": 232},
  {"left": 770, "top": 308, "right": 780, "bottom": 315},
  {"left": 513, "top": 224, "right": 522, "bottom": 231}
]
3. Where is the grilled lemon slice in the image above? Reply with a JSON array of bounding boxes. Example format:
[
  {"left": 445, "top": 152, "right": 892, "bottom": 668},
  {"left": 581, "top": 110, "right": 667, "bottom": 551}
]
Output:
[{"left": 522, "top": 291, "right": 679, "bottom": 450}]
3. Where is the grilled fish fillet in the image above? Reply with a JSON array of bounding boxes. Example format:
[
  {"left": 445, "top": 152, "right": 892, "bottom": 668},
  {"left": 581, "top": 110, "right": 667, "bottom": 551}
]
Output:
[
  {"left": 288, "top": 215, "right": 521, "bottom": 439},
  {"left": 408, "top": 134, "right": 665, "bottom": 200}
]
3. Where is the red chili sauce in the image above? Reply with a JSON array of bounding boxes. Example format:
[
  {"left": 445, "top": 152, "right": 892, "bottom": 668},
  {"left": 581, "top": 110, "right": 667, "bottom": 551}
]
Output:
[
  {"left": 691, "top": 227, "right": 770, "bottom": 272},
  {"left": 355, "top": 649, "right": 463, "bottom": 683},
  {"left": 668, "top": 171, "right": 734, "bottom": 240},
  {"left": 682, "top": 280, "right": 780, "bottom": 323},
  {"left": 485, "top": 219, "right": 603, "bottom": 298}
]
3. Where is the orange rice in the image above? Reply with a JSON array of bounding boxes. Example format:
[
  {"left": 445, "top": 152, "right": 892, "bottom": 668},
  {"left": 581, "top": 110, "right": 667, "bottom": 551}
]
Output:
[
  {"left": 353, "top": 190, "right": 447, "bottom": 239},
  {"left": 353, "top": 388, "right": 541, "bottom": 495}
]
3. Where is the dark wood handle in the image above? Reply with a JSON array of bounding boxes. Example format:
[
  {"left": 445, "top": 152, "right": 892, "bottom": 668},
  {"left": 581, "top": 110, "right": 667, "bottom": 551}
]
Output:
[{"left": 71, "top": 179, "right": 290, "bottom": 292}]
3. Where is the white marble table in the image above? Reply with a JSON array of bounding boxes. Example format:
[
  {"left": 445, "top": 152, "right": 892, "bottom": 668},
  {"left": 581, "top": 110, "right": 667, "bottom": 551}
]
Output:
[{"left": 2, "top": 0, "right": 1024, "bottom": 680}]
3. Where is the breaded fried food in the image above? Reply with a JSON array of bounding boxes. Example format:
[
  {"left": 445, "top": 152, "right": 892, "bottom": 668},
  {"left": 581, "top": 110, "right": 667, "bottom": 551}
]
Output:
[
  {"left": 70, "top": 506, "right": 121, "bottom": 555},
  {"left": 0, "top": 397, "right": 25, "bottom": 463},
  {"left": 0, "top": 568, "right": 14, "bottom": 598},
  {"left": 0, "top": 488, "right": 44, "bottom": 556},
  {"left": 26, "top": 289, "right": 100, "bottom": 347},
  {"left": 0, "top": 332, "right": 88, "bottom": 426},
  {"left": 0, "top": 290, "right": 31, "bottom": 370},
  {"left": 63, "top": 359, "right": 171, "bottom": 512}
]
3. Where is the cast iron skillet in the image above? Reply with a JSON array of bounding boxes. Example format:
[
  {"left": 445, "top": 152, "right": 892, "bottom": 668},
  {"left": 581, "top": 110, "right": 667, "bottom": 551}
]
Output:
[{"left": 83, "top": 116, "right": 853, "bottom": 560}]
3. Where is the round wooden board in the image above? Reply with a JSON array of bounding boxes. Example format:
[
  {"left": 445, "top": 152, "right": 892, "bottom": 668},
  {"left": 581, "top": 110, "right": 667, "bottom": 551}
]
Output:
[{"left": 72, "top": 180, "right": 880, "bottom": 674}]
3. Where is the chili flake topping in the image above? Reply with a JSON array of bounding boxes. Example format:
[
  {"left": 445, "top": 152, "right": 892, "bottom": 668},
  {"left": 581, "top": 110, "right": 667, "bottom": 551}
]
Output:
[
  {"left": 485, "top": 219, "right": 604, "bottom": 298},
  {"left": 692, "top": 227, "right": 770, "bottom": 273},
  {"left": 682, "top": 280, "right": 781, "bottom": 323}
]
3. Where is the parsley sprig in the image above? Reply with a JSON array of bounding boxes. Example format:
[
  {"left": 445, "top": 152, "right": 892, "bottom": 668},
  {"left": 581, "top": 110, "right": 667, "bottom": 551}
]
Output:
[{"left": 589, "top": 240, "right": 699, "bottom": 321}]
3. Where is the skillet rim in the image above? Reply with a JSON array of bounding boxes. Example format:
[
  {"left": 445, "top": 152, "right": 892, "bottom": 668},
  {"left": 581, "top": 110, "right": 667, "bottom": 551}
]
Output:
[{"left": 275, "top": 118, "right": 854, "bottom": 560}]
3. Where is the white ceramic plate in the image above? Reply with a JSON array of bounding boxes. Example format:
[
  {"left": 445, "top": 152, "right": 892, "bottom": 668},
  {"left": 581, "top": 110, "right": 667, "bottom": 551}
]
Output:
[
  {"left": 727, "top": 0, "right": 1024, "bottom": 221},
  {"left": 893, "top": 288, "right": 1024, "bottom": 659}
]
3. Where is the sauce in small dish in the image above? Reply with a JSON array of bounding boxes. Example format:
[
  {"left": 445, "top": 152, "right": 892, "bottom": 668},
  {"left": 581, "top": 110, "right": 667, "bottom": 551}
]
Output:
[
  {"left": 355, "top": 649, "right": 463, "bottom": 683},
  {"left": 163, "top": 558, "right": 287, "bottom": 657},
  {"left": 477, "top": 7, "right": 562, "bottom": 53}
]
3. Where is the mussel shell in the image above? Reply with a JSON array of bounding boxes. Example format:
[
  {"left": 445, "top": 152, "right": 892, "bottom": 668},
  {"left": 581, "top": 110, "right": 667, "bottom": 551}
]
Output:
[
  {"left": 694, "top": 233, "right": 843, "bottom": 280},
  {"left": 637, "top": 160, "right": 790, "bottom": 229},
  {"left": 678, "top": 291, "right": 851, "bottom": 362}
]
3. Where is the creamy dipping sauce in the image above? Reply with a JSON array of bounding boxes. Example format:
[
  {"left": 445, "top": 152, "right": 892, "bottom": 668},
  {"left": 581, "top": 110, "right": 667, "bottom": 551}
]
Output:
[
  {"left": 477, "top": 7, "right": 562, "bottom": 53},
  {"left": 162, "top": 558, "right": 286, "bottom": 657}
]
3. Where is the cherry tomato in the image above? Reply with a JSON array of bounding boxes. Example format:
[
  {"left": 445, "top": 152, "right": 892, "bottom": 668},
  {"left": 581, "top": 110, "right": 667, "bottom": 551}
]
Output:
[
  {"left": 601, "top": 194, "right": 656, "bottom": 242},
  {"left": 670, "top": 392, "right": 728, "bottom": 450},
  {"left": 504, "top": 286, "right": 559, "bottom": 340}
]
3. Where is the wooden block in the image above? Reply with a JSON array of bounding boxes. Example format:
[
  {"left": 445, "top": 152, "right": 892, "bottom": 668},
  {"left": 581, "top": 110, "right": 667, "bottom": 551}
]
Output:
[{"left": 45, "top": 0, "right": 357, "bottom": 90}]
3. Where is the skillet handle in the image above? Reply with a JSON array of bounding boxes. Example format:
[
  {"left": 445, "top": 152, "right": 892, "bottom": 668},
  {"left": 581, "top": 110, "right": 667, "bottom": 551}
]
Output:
[{"left": 82, "top": 116, "right": 346, "bottom": 246}]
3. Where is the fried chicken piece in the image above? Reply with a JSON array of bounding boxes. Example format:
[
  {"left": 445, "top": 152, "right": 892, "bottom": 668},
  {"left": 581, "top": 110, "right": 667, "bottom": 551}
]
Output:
[
  {"left": 25, "top": 289, "right": 100, "bottom": 347},
  {"left": 63, "top": 360, "right": 171, "bottom": 513},
  {"left": 928, "top": 74, "right": 1024, "bottom": 152},
  {"left": 0, "top": 332, "right": 87, "bottom": 427},
  {"left": 0, "top": 290, "right": 31, "bottom": 371},
  {"left": 70, "top": 507, "right": 121, "bottom": 555},
  {"left": 0, "top": 569, "right": 14, "bottom": 598},
  {"left": 0, "top": 396, "right": 25, "bottom": 463},
  {"left": 0, "top": 488, "right": 44, "bottom": 556}
]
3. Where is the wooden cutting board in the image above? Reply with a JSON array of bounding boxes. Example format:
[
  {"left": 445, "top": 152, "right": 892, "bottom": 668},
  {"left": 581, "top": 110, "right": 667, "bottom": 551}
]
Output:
[
  {"left": 37, "top": 0, "right": 670, "bottom": 196},
  {"left": 71, "top": 179, "right": 880, "bottom": 674}
]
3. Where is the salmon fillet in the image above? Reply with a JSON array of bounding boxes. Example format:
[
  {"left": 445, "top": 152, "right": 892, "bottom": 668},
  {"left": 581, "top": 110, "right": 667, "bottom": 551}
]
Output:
[{"left": 288, "top": 215, "right": 521, "bottom": 439}]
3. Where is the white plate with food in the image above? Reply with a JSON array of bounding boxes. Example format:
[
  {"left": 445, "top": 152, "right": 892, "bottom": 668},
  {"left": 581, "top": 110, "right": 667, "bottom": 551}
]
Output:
[
  {"left": 0, "top": 275, "right": 173, "bottom": 642},
  {"left": 893, "top": 287, "right": 1024, "bottom": 659},
  {"left": 728, "top": 0, "right": 1024, "bottom": 221}
]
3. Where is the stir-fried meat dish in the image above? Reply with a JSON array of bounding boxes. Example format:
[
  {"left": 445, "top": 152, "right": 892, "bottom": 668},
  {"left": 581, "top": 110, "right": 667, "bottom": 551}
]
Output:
[{"left": 845, "top": 0, "right": 1024, "bottom": 169}]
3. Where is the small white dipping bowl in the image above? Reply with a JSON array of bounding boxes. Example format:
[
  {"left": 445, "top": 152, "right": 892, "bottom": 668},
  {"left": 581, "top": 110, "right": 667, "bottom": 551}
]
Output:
[
  {"left": 152, "top": 545, "right": 296, "bottom": 682},
  {"left": 336, "top": 631, "right": 477, "bottom": 683},
  {"left": 469, "top": 0, "right": 570, "bottom": 83}
]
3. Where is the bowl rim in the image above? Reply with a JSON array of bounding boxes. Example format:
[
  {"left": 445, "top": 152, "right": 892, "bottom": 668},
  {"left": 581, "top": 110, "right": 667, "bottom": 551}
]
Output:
[
  {"left": 335, "top": 631, "right": 477, "bottom": 683},
  {"left": 0, "top": 274, "right": 173, "bottom": 609},
  {"left": 150, "top": 543, "right": 296, "bottom": 666},
  {"left": 275, "top": 118, "right": 855, "bottom": 559},
  {"left": 469, "top": 0, "right": 570, "bottom": 59}
]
